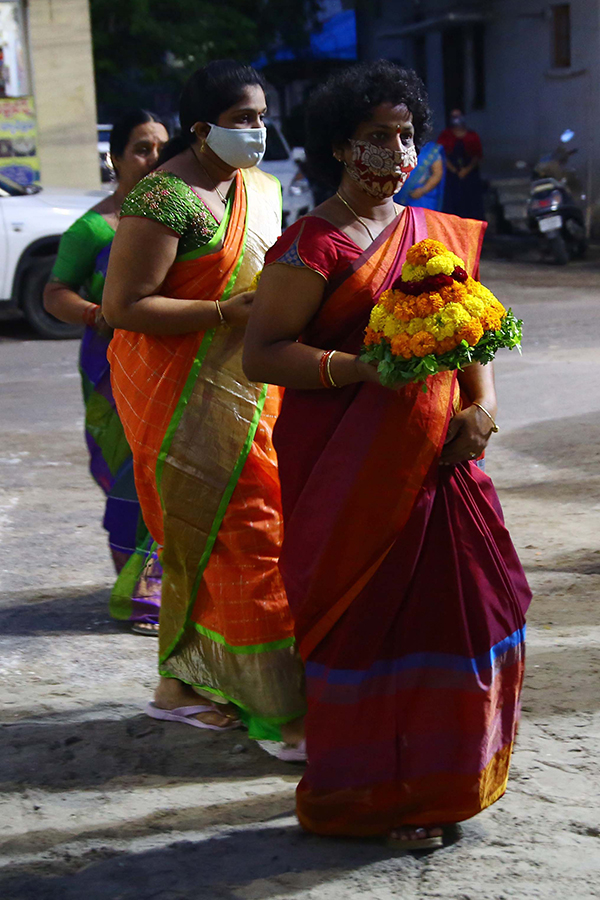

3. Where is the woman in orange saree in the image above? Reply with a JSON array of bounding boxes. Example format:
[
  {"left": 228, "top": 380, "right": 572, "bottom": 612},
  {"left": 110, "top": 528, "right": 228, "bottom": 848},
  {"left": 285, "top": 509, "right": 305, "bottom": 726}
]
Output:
[
  {"left": 244, "top": 62, "right": 531, "bottom": 843},
  {"left": 103, "top": 61, "right": 304, "bottom": 746}
]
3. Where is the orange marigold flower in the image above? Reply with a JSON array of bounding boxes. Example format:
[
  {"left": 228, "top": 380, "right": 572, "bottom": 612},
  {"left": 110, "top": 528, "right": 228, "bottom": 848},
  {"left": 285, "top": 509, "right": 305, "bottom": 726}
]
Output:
[
  {"left": 391, "top": 332, "right": 413, "bottom": 359},
  {"left": 379, "top": 290, "right": 397, "bottom": 313},
  {"left": 415, "top": 293, "right": 434, "bottom": 318},
  {"left": 435, "top": 334, "right": 462, "bottom": 355},
  {"left": 364, "top": 326, "right": 380, "bottom": 346},
  {"left": 429, "top": 292, "right": 445, "bottom": 312},
  {"left": 458, "top": 319, "right": 484, "bottom": 346},
  {"left": 406, "top": 239, "right": 448, "bottom": 267},
  {"left": 394, "top": 298, "right": 416, "bottom": 322},
  {"left": 409, "top": 331, "right": 437, "bottom": 357},
  {"left": 480, "top": 312, "right": 502, "bottom": 332}
]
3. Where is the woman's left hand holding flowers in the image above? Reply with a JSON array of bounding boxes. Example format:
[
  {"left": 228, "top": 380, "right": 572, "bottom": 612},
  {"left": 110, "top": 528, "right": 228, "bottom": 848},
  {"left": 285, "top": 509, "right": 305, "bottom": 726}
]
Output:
[{"left": 440, "top": 403, "right": 496, "bottom": 466}]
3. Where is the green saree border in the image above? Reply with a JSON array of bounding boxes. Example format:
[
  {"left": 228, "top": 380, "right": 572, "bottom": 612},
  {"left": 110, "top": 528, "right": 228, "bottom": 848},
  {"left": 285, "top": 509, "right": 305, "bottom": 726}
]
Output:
[
  {"left": 156, "top": 175, "right": 272, "bottom": 665},
  {"left": 193, "top": 621, "right": 295, "bottom": 655},
  {"left": 177, "top": 193, "right": 233, "bottom": 262},
  {"left": 155, "top": 328, "right": 216, "bottom": 499},
  {"left": 159, "top": 380, "right": 268, "bottom": 664}
]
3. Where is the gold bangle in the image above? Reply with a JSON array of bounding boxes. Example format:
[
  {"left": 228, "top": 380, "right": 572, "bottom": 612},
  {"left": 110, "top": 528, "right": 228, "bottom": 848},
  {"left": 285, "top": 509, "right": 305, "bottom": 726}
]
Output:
[
  {"left": 472, "top": 402, "right": 499, "bottom": 433},
  {"left": 215, "top": 299, "right": 227, "bottom": 328},
  {"left": 326, "top": 350, "right": 339, "bottom": 388}
]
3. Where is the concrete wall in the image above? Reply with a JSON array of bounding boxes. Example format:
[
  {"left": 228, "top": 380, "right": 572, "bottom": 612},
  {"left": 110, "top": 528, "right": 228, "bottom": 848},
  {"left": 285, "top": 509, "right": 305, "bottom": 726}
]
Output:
[
  {"left": 28, "top": 0, "right": 99, "bottom": 187},
  {"left": 363, "top": 0, "right": 600, "bottom": 226}
]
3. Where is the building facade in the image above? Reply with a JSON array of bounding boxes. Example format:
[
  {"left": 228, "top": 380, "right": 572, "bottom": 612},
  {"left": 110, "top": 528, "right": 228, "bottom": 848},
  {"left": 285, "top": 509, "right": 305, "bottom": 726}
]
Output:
[
  {"left": 0, "top": 0, "right": 98, "bottom": 188},
  {"left": 359, "top": 0, "right": 600, "bottom": 227}
]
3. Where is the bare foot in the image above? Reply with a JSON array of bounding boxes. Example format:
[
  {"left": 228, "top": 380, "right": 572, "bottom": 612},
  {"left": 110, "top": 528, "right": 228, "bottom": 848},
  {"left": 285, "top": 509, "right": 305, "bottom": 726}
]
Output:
[
  {"left": 153, "top": 676, "right": 239, "bottom": 729},
  {"left": 281, "top": 715, "right": 305, "bottom": 747}
]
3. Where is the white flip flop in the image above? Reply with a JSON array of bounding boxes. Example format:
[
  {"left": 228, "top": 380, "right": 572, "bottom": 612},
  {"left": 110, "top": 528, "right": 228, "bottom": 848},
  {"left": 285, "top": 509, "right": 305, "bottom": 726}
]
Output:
[
  {"left": 145, "top": 701, "right": 242, "bottom": 732},
  {"left": 257, "top": 738, "right": 307, "bottom": 762}
]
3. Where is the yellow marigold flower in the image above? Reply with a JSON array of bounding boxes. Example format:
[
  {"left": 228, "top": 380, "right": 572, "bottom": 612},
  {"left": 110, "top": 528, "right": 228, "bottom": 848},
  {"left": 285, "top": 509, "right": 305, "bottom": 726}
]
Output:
[
  {"left": 391, "top": 332, "right": 413, "bottom": 359},
  {"left": 407, "top": 316, "right": 425, "bottom": 335},
  {"left": 410, "top": 331, "right": 437, "bottom": 357},
  {"left": 401, "top": 262, "right": 427, "bottom": 282},
  {"left": 424, "top": 314, "right": 455, "bottom": 340},
  {"left": 449, "top": 252, "right": 465, "bottom": 268},
  {"left": 426, "top": 254, "right": 455, "bottom": 276},
  {"left": 429, "top": 292, "right": 445, "bottom": 312},
  {"left": 383, "top": 315, "right": 405, "bottom": 339},
  {"left": 458, "top": 319, "right": 484, "bottom": 346},
  {"left": 464, "top": 296, "right": 486, "bottom": 317},
  {"left": 441, "top": 303, "right": 471, "bottom": 328},
  {"left": 369, "top": 305, "right": 388, "bottom": 331}
]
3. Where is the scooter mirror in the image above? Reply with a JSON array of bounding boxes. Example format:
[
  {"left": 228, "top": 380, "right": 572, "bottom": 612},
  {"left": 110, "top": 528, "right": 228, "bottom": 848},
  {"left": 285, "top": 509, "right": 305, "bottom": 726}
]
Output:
[{"left": 560, "top": 129, "right": 575, "bottom": 143}]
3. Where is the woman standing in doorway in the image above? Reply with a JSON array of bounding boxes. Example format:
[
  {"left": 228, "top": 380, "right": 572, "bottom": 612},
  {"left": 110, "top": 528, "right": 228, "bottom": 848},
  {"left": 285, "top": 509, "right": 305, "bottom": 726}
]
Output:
[
  {"left": 437, "top": 109, "right": 485, "bottom": 220},
  {"left": 103, "top": 61, "right": 305, "bottom": 746},
  {"left": 44, "top": 109, "right": 168, "bottom": 634}
]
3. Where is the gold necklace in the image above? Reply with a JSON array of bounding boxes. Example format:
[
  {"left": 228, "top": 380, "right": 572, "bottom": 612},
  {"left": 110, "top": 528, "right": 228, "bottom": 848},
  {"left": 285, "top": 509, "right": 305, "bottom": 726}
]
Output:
[
  {"left": 335, "top": 190, "right": 398, "bottom": 242},
  {"left": 192, "top": 149, "right": 229, "bottom": 204}
]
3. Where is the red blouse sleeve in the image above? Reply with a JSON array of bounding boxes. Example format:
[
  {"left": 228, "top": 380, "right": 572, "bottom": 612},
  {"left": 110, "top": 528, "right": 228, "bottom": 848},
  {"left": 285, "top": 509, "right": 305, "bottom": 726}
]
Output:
[{"left": 264, "top": 216, "right": 344, "bottom": 280}]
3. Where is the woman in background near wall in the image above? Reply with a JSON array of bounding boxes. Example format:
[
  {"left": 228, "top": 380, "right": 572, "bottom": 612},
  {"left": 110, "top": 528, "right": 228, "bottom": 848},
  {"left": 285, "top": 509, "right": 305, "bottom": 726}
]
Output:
[
  {"left": 437, "top": 109, "right": 485, "bottom": 220},
  {"left": 43, "top": 109, "right": 169, "bottom": 635}
]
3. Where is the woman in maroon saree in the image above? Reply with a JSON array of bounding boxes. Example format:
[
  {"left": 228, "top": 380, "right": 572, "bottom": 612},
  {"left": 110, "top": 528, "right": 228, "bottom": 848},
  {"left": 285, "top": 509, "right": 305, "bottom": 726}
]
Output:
[{"left": 243, "top": 62, "right": 530, "bottom": 847}]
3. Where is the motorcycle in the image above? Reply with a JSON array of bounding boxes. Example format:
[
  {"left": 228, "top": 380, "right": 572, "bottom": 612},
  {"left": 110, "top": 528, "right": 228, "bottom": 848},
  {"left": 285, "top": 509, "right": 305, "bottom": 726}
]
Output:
[{"left": 527, "top": 129, "right": 588, "bottom": 265}]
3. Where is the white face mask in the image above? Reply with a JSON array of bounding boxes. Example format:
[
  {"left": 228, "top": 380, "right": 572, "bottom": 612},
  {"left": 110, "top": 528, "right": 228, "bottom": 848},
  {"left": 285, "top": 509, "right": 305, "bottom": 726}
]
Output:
[{"left": 204, "top": 123, "right": 267, "bottom": 169}]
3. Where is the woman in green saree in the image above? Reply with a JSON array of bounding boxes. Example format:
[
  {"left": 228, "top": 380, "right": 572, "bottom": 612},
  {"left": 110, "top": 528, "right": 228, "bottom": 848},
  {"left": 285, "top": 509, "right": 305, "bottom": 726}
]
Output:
[{"left": 44, "top": 110, "right": 169, "bottom": 633}]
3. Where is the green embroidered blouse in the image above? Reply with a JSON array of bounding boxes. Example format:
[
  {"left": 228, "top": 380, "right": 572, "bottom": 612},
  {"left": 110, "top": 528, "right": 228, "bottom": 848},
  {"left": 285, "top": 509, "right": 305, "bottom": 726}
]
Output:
[{"left": 120, "top": 170, "right": 223, "bottom": 257}]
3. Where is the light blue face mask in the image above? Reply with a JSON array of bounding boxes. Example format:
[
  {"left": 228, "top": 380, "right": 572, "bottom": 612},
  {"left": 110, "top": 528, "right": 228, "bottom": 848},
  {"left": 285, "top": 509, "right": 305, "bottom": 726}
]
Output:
[{"left": 204, "top": 123, "right": 267, "bottom": 169}]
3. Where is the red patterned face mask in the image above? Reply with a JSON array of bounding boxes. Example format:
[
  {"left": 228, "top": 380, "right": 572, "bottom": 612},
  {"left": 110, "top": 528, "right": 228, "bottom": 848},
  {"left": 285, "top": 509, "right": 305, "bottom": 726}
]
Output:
[{"left": 345, "top": 139, "right": 418, "bottom": 198}]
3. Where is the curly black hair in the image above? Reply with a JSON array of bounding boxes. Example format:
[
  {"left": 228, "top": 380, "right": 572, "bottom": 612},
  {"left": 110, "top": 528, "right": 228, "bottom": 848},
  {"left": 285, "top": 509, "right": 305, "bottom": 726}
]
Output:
[{"left": 305, "top": 60, "right": 431, "bottom": 189}]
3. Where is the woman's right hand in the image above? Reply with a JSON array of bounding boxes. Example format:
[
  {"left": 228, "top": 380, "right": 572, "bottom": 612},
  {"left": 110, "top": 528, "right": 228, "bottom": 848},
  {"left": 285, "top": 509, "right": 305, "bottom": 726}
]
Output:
[
  {"left": 354, "top": 356, "right": 381, "bottom": 384},
  {"left": 221, "top": 290, "right": 255, "bottom": 328}
]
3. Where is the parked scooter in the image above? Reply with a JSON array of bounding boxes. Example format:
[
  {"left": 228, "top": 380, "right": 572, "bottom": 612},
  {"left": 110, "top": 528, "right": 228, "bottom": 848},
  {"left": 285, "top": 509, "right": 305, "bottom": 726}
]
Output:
[{"left": 527, "top": 129, "right": 587, "bottom": 265}]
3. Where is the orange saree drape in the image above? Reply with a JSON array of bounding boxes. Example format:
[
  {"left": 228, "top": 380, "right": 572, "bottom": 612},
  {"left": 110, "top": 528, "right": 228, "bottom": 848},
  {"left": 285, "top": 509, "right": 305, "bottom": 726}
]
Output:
[{"left": 108, "top": 168, "right": 305, "bottom": 736}]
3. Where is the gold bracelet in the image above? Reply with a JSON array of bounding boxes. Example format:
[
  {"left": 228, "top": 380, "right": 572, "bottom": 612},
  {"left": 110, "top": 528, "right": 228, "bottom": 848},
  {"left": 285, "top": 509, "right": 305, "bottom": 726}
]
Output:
[
  {"left": 326, "top": 350, "right": 339, "bottom": 388},
  {"left": 472, "top": 402, "right": 499, "bottom": 433},
  {"left": 215, "top": 299, "right": 227, "bottom": 328}
]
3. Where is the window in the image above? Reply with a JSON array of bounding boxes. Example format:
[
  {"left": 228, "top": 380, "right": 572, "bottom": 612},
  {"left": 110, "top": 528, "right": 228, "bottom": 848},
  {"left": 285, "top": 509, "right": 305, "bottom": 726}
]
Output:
[{"left": 551, "top": 4, "right": 571, "bottom": 68}]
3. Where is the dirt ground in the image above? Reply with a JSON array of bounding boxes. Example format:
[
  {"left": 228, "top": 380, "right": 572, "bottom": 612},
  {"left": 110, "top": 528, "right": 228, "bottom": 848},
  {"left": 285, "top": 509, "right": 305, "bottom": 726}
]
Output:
[{"left": 1, "top": 252, "right": 600, "bottom": 900}]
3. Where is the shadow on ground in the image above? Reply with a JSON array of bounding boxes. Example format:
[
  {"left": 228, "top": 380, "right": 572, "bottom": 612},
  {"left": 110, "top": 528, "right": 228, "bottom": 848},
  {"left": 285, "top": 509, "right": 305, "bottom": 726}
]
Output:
[
  {"left": 499, "top": 413, "right": 600, "bottom": 475},
  {"left": 0, "top": 710, "right": 302, "bottom": 790},
  {"left": 0, "top": 820, "right": 481, "bottom": 900},
  {"left": 0, "top": 587, "right": 122, "bottom": 635}
]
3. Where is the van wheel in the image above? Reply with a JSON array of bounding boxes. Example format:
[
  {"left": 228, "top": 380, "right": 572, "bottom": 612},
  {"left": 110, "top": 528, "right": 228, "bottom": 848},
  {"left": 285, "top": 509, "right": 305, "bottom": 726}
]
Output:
[{"left": 20, "top": 259, "right": 84, "bottom": 339}]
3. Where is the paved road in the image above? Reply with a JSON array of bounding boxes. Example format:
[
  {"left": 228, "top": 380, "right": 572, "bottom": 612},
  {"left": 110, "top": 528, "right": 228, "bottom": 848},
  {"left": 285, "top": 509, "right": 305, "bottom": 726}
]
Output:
[{"left": 1, "top": 253, "right": 599, "bottom": 899}]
